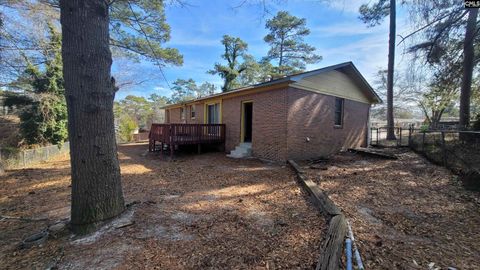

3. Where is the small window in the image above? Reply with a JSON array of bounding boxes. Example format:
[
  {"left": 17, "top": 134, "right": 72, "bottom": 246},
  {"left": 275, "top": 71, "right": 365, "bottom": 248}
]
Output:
[
  {"left": 334, "top": 98, "right": 344, "bottom": 126},
  {"left": 190, "top": 105, "right": 196, "bottom": 119},
  {"left": 180, "top": 107, "right": 186, "bottom": 120}
]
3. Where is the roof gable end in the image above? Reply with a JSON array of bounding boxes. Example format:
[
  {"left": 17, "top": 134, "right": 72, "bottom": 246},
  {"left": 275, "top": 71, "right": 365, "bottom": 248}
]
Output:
[{"left": 290, "top": 62, "right": 381, "bottom": 104}]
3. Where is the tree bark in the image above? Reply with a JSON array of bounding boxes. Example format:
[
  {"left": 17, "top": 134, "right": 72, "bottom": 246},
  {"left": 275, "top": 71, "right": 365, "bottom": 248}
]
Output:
[
  {"left": 279, "top": 34, "right": 284, "bottom": 75},
  {"left": 386, "top": 0, "right": 396, "bottom": 140},
  {"left": 430, "top": 109, "right": 445, "bottom": 130},
  {"left": 459, "top": 8, "right": 478, "bottom": 129},
  {"left": 60, "top": 0, "right": 125, "bottom": 234}
]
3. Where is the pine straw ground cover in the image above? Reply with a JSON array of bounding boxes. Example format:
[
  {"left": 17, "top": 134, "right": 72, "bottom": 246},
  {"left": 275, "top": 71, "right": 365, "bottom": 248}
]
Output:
[
  {"left": 0, "top": 143, "right": 325, "bottom": 269},
  {"left": 299, "top": 148, "right": 480, "bottom": 270}
]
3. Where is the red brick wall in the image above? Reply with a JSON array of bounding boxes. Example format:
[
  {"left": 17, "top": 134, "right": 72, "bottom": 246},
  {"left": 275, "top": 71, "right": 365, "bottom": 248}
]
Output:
[
  {"left": 167, "top": 104, "right": 204, "bottom": 124},
  {"left": 286, "top": 87, "right": 369, "bottom": 160},
  {"left": 165, "top": 87, "right": 370, "bottom": 162},
  {"left": 193, "top": 104, "right": 204, "bottom": 124},
  {"left": 223, "top": 88, "right": 288, "bottom": 161},
  {"left": 221, "top": 97, "right": 241, "bottom": 152},
  {"left": 166, "top": 107, "right": 182, "bottom": 123}
]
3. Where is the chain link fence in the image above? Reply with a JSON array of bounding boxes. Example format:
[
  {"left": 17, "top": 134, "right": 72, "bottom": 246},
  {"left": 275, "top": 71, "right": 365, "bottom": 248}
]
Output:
[
  {"left": 370, "top": 126, "right": 480, "bottom": 178},
  {"left": 370, "top": 127, "right": 410, "bottom": 147},
  {"left": 409, "top": 130, "right": 480, "bottom": 175},
  {"left": 0, "top": 142, "right": 69, "bottom": 169}
]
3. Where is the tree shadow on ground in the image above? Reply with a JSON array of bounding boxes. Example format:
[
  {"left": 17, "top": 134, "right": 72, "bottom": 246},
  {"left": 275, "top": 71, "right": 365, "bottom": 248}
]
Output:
[
  {"left": 300, "top": 149, "right": 480, "bottom": 269},
  {"left": 1, "top": 143, "right": 326, "bottom": 269}
]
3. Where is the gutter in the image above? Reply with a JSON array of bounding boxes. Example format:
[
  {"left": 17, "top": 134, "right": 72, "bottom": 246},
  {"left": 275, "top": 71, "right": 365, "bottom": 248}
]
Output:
[{"left": 161, "top": 79, "right": 293, "bottom": 109}]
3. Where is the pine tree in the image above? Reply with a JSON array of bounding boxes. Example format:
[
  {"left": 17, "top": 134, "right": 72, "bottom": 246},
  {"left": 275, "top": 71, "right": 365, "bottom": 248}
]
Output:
[
  {"left": 60, "top": 0, "right": 125, "bottom": 234},
  {"left": 263, "top": 11, "right": 321, "bottom": 76},
  {"left": 408, "top": 1, "right": 479, "bottom": 128},
  {"left": 6, "top": 23, "right": 68, "bottom": 146},
  {"left": 359, "top": 0, "right": 396, "bottom": 139}
]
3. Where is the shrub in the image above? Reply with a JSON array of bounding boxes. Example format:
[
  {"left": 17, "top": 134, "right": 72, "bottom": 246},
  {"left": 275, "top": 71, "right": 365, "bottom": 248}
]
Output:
[
  {"left": 118, "top": 115, "right": 137, "bottom": 142},
  {"left": 19, "top": 94, "right": 68, "bottom": 146},
  {"left": 472, "top": 114, "right": 480, "bottom": 131},
  {"left": 420, "top": 124, "right": 429, "bottom": 132}
]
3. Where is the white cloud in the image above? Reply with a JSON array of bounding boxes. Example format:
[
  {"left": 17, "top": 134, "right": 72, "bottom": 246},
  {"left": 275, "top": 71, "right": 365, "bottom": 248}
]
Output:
[
  {"left": 324, "top": 0, "right": 367, "bottom": 13},
  {"left": 311, "top": 22, "right": 378, "bottom": 37},
  {"left": 309, "top": 32, "right": 390, "bottom": 84},
  {"left": 153, "top": 86, "right": 173, "bottom": 96},
  {"left": 310, "top": 32, "right": 415, "bottom": 90}
]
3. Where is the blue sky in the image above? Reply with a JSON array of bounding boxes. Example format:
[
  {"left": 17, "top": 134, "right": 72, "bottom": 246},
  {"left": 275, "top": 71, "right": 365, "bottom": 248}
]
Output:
[{"left": 114, "top": 0, "right": 412, "bottom": 100}]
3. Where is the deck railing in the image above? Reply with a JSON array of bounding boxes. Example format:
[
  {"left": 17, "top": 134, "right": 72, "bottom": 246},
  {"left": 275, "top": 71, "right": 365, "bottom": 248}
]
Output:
[{"left": 149, "top": 123, "right": 226, "bottom": 146}]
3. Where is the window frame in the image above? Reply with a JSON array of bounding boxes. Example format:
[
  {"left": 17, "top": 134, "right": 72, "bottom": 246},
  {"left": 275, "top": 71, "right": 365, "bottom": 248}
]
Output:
[
  {"left": 334, "top": 97, "right": 344, "bottom": 128},
  {"left": 190, "top": 105, "right": 196, "bottom": 119},
  {"left": 180, "top": 107, "right": 186, "bottom": 120},
  {"left": 203, "top": 100, "right": 222, "bottom": 124},
  {"left": 207, "top": 103, "right": 220, "bottom": 124}
]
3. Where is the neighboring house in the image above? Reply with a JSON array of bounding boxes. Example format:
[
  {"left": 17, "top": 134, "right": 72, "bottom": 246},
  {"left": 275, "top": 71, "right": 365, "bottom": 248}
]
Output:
[{"left": 160, "top": 62, "right": 381, "bottom": 162}]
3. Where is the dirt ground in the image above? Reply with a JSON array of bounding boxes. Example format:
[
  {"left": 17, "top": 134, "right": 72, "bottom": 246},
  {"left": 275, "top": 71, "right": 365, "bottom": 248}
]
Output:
[
  {"left": 300, "top": 148, "right": 480, "bottom": 270},
  {"left": 0, "top": 144, "right": 325, "bottom": 269}
]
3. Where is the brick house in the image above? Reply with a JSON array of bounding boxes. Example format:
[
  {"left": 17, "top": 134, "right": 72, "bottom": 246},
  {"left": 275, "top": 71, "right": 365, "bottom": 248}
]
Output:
[{"left": 159, "top": 62, "right": 380, "bottom": 162}]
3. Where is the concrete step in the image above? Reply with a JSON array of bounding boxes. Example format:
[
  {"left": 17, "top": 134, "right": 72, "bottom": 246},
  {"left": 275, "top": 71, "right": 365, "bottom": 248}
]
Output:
[
  {"left": 234, "top": 145, "right": 250, "bottom": 151},
  {"left": 226, "top": 153, "right": 244, "bottom": 158},
  {"left": 239, "top": 142, "right": 252, "bottom": 148},
  {"left": 231, "top": 148, "right": 251, "bottom": 156},
  {"left": 235, "top": 143, "right": 252, "bottom": 150},
  {"left": 227, "top": 142, "right": 252, "bottom": 158}
]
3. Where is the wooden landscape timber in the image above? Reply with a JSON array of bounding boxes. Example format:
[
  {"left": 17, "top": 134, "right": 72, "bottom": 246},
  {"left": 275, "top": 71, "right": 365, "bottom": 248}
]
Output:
[
  {"left": 288, "top": 160, "right": 348, "bottom": 270},
  {"left": 288, "top": 160, "right": 341, "bottom": 217},
  {"left": 348, "top": 148, "right": 398, "bottom": 160},
  {"left": 316, "top": 214, "right": 348, "bottom": 270}
]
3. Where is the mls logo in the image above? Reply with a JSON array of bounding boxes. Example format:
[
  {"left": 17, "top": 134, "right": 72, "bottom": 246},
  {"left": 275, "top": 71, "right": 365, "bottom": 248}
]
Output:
[{"left": 465, "top": 0, "right": 480, "bottom": 8}]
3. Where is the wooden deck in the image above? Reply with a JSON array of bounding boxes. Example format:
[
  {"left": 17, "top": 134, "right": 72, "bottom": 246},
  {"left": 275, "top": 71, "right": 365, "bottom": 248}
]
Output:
[{"left": 148, "top": 123, "right": 226, "bottom": 157}]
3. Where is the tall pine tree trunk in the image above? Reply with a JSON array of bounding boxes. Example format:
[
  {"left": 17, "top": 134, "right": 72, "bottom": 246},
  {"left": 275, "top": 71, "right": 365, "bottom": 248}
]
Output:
[
  {"left": 60, "top": 0, "right": 125, "bottom": 234},
  {"left": 459, "top": 8, "right": 478, "bottom": 129},
  {"left": 386, "top": 0, "right": 396, "bottom": 140},
  {"left": 279, "top": 36, "right": 284, "bottom": 75}
]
